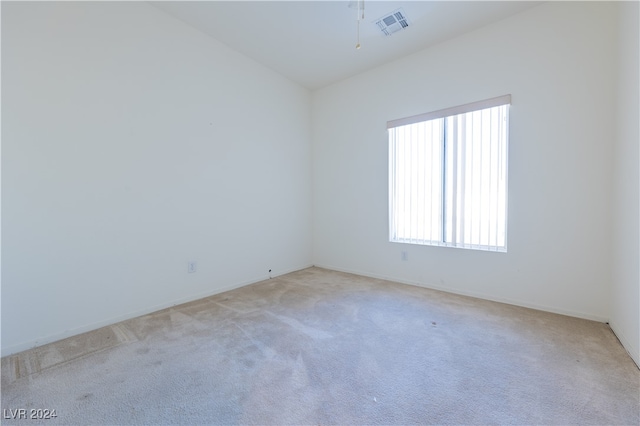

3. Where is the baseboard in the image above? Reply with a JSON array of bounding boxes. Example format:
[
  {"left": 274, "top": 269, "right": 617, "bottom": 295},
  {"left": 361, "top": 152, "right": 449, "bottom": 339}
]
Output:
[
  {"left": 609, "top": 320, "right": 640, "bottom": 369},
  {"left": 312, "top": 263, "right": 609, "bottom": 323},
  {"left": 1, "top": 263, "right": 313, "bottom": 357}
]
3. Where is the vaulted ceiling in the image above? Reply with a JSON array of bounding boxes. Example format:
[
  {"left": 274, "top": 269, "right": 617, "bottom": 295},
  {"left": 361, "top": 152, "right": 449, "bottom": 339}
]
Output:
[{"left": 151, "top": 1, "right": 542, "bottom": 90}]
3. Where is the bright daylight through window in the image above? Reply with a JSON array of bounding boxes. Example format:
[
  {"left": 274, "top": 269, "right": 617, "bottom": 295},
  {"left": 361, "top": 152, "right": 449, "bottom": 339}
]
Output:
[{"left": 388, "top": 95, "right": 510, "bottom": 252}]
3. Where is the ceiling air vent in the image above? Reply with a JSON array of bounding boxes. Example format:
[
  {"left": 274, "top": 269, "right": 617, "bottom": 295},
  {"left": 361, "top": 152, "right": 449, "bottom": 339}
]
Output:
[{"left": 375, "top": 8, "right": 409, "bottom": 36}]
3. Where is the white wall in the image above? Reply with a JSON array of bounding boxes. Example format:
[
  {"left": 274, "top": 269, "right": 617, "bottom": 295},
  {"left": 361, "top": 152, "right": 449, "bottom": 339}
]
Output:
[
  {"left": 312, "top": 2, "right": 618, "bottom": 321},
  {"left": 3, "top": 1, "right": 636, "bottom": 361},
  {"left": 610, "top": 1, "right": 640, "bottom": 367},
  {"left": 1, "top": 2, "right": 312, "bottom": 356}
]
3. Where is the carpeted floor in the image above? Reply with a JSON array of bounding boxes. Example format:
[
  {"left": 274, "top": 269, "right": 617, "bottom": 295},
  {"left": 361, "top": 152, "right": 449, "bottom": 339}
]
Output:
[{"left": 2, "top": 267, "right": 639, "bottom": 425}]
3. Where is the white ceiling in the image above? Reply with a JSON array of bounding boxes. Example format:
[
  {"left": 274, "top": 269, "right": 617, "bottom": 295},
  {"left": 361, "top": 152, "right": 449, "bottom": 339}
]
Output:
[{"left": 151, "top": 1, "right": 542, "bottom": 90}]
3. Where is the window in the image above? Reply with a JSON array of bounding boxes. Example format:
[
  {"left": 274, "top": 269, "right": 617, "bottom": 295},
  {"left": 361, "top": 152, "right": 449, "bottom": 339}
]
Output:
[{"left": 388, "top": 95, "right": 510, "bottom": 252}]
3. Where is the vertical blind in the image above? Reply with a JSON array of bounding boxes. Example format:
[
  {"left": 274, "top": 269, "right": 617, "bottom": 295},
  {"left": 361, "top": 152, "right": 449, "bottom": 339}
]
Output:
[{"left": 388, "top": 95, "right": 510, "bottom": 252}]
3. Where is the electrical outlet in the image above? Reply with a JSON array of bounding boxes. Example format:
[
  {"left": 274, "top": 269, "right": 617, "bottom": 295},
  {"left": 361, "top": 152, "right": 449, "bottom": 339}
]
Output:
[
  {"left": 187, "top": 261, "right": 197, "bottom": 273},
  {"left": 401, "top": 251, "right": 408, "bottom": 261}
]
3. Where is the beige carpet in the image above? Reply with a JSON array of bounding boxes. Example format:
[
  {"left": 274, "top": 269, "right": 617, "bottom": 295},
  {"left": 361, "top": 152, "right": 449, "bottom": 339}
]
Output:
[{"left": 2, "top": 267, "right": 639, "bottom": 425}]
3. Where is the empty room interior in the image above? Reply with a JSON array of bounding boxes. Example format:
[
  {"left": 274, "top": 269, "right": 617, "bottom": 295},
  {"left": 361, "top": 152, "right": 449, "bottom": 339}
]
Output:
[{"left": 1, "top": 1, "right": 639, "bottom": 424}]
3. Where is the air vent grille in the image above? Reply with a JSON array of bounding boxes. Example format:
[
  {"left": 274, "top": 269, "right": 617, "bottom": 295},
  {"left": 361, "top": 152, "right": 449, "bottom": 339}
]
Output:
[{"left": 375, "top": 8, "right": 409, "bottom": 36}]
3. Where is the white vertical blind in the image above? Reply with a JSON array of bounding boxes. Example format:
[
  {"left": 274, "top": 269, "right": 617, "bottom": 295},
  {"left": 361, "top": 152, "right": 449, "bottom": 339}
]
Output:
[
  {"left": 388, "top": 98, "right": 509, "bottom": 252},
  {"left": 389, "top": 119, "right": 443, "bottom": 244}
]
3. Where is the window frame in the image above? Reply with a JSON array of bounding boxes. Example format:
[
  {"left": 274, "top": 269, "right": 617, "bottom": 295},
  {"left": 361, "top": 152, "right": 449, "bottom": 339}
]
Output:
[{"left": 387, "top": 95, "right": 511, "bottom": 252}]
